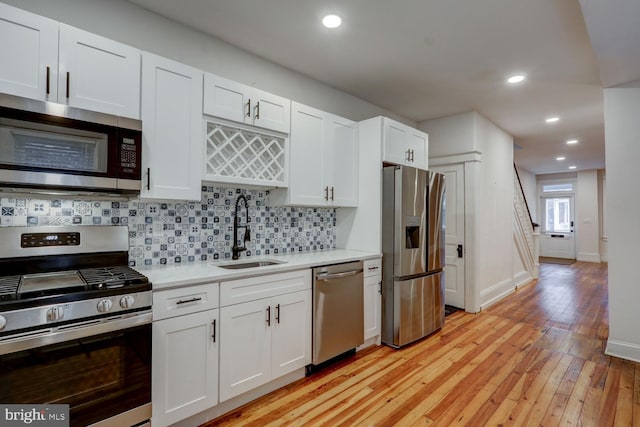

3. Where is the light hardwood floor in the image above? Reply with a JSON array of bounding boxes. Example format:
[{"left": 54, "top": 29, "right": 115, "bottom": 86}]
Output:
[{"left": 204, "top": 261, "right": 640, "bottom": 426}]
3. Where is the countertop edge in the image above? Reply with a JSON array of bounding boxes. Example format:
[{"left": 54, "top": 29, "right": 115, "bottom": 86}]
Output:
[{"left": 142, "top": 249, "right": 381, "bottom": 291}]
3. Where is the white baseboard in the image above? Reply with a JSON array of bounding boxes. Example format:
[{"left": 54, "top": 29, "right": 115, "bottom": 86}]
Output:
[
  {"left": 605, "top": 339, "right": 640, "bottom": 363},
  {"left": 513, "top": 270, "right": 533, "bottom": 288},
  {"left": 577, "top": 252, "right": 601, "bottom": 263},
  {"left": 480, "top": 277, "right": 515, "bottom": 310}
]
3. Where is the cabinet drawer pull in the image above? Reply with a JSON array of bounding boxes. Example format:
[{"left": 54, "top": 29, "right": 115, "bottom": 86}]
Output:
[
  {"left": 212, "top": 319, "right": 216, "bottom": 342},
  {"left": 266, "top": 306, "right": 271, "bottom": 326},
  {"left": 246, "top": 99, "right": 251, "bottom": 118},
  {"left": 176, "top": 297, "right": 202, "bottom": 305},
  {"left": 46, "top": 66, "right": 50, "bottom": 95},
  {"left": 367, "top": 265, "right": 379, "bottom": 271},
  {"left": 255, "top": 101, "right": 260, "bottom": 119},
  {"left": 276, "top": 303, "right": 280, "bottom": 324},
  {"left": 66, "top": 72, "right": 70, "bottom": 98}
]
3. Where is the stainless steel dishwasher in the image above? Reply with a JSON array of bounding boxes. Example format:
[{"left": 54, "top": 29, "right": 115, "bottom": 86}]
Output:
[{"left": 312, "top": 261, "right": 364, "bottom": 365}]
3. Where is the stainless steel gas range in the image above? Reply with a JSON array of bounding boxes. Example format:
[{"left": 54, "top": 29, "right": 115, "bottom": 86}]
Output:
[{"left": 0, "top": 225, "right": 152, "bottom": 427}]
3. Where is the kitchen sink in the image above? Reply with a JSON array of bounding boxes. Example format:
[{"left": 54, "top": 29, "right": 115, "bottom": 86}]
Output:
[{"left": 217, "top": 259, "right": 287, "bottom": 269}]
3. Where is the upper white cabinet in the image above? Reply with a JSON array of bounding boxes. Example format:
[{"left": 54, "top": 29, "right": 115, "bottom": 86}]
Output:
[
  {"left": 58, "top": 24, "right": 141, "bottom": 118},
  {"left": 203, "top": 73, "right": 290, "bottom": 134},
  {"left": 273, "top": 102, "right": 358, "bottom": 207},
  {"left": 141, "top": 52, "right": 203, "bottom": 200},
  {"left": 0, "top": 3, "right": 58, "bottom": 102},
  {"left": 0, "top": 3, "right": 141, "bottom": 118},
  {"left": 383, "top": 117, "right": 428, "bottom": 170}
]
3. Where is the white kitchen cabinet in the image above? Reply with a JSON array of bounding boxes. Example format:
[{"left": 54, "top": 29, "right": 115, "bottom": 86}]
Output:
[
  {"left": 0, "top": 3, "right": 58, "bottom": 102},
  {"left": 203, "top": 120, "right": 288, "bottom": 188},
  {"left": 273, "top": 102, "right": 357, "bottom": 207},
  {"left": 203, "top": 73, "right": 290, "bottom": 134},
  {"left": 58, "top": 24, "right": 141, "bottom": 118},
  {"left": 219, "top": 270, "right": 311, "bottom": 402},
  {"left": 0, "top": 3, "right": 141, "bottom": 118},
  {"left": 140, "top": 52, "right": 203, "bottom": 200},
  {"left": 152, "top": 283, "right": 219, "bottom": 427},
  {"left": 363, "top": 258, "right": 382, "bottom": 341},
  {"left": 383, "top": 117, "right": 428, "bottom": 170}
]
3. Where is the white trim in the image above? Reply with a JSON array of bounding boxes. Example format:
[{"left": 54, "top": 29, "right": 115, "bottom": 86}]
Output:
[
  {"left": 479, "top": 278, "right": 515, "bottom": 310},
  {"left": 513, "top": 270, "right": 533, "bottom": 288},
  {"left": 576, "top": 252, "right": 601, "bottom": 263},
  {"left": 429, "top": 151, "right": 482, "bottom": 166},
  {"left": 606, "top": 340, "right": 640, "bottom": 363}
]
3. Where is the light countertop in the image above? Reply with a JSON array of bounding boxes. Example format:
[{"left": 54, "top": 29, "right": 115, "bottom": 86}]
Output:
[{"left": 139, "top": 249, "right": 381, "bottom": 291}]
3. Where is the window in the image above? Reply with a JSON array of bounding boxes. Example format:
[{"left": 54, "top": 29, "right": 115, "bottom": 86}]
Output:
[{"left": 544, "top": 197, "right": 571, "bottom": 232}]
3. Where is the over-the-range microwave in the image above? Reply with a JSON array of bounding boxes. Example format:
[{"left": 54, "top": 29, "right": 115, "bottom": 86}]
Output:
[{"left": 0, "top": 93, "right": 142, "bottom": 197}]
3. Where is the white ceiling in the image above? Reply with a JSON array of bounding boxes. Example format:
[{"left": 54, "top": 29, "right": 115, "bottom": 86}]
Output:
[{"left": 128, "top": 0, "right": 640, "bottom": 175}]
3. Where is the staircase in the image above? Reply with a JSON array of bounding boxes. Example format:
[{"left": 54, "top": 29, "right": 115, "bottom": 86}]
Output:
[{"left": 514, "top": 166, "right": 539, "bottom": 281}]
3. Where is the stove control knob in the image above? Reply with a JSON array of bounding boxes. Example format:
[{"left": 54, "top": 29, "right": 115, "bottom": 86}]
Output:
[
  {"left": 46, "top": 306, "right": 64, "bottom": 322},
  {"left": 97, "top": 299, "right": 113, "bottom": 313},
  {"left": 0, "top": 315, "right": 6, "bottom": 331},
  {"left": 120, "top": 295, "right": 135, "bottom": 309}
]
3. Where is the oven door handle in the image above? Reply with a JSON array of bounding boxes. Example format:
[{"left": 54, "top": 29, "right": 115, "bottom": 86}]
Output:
[{"left": 0, "top": 311, "right": 152, "bottom": 356}]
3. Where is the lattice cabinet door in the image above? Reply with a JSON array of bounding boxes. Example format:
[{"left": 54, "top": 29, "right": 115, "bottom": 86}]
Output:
[{"left": 204, "top": 121, "right": 288, "bottom": 187}]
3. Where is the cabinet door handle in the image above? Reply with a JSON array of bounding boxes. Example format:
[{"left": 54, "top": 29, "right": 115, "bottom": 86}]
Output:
[
  {"left": 176, "top": 297, "right": 202, "bottom": 305},
  {"left": 324, "top": 186, "right": 329, "bottom": 201},
  {"left": 246, "top": 99, "right": 251, "bottom": 118},
  {"left": 379, "top": 280, "right": 383, "bottom": 295},
  {"left": 255, "top": 101, "right": 260, "bottom": 120},
  {"left": 330, "top": 186, "right": 334, "bottom": 201},
  {"left": 406, "top": 149, "right": 411, "bottom": 161},
  {"left": 146, "top": 168, "right": 151, "bottom": 191},
  {"left": 46, "top": 66, "right": 50, "bottom": 95},
  {"left": 276, "top": 303, "right": 280, "bottom": 324},
  {"left": 66, "top": 72, "right": 70, "bottom": 98},
  {"left": 411, "top": 149, "right": 415, "bottom": 162},
  {"left": 211, "top": 319, "right": 216, "bottom": 343},
  {"left": 266, "top": 306, "right": 271, "bottom": 326}
]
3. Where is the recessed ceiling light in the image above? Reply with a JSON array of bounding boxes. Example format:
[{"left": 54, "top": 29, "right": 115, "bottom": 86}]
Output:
[
  {"left": 568, "top": 166, "right": 577, "bottom": 170},
  {"left": 566, "top": 139, "right": 578, "bottom": 144},
  {"left": 322, "top": 14, "right": 342, "bottom": 28},
  {"left": 556, "top": 156, "right": 566, "bottom": 161},
  {"left": 507, "top": 74, "right": 526, "bottom": 84},
  {"left": 545, "top": 116, "right": 560, "bottom": 123}
]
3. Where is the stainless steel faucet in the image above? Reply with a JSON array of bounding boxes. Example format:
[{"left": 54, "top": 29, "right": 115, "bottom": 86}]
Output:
[{"left": 232, "top": 195, "right": 250, "bottom": 260}]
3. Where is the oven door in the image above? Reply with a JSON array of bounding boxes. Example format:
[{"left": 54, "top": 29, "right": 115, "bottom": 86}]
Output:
[{"left": 0, "top": 313, "right": 151, "bottom": 427}]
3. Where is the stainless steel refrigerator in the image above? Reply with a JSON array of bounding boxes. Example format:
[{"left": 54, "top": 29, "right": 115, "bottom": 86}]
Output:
[{"left": 381, "top": 165, "right": 445, "bottom": 348}]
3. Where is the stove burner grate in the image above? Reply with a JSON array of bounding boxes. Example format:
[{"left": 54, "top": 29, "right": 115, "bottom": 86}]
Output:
[{"left": 80, "top": 266, "right": 149, "bottom": 289}]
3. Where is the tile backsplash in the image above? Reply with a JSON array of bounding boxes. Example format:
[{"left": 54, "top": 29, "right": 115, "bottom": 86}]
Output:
[{"left": 0, "top": 186, "right": 336, "bottom": 267}]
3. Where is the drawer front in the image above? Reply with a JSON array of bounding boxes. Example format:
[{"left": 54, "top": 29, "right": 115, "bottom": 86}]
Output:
[
  {"left": 220, "top": 269, "right": 311, "bottom": 307},
  {"left": 363, "top": 258, "right": 382, "bottom": 277},
  {"left": 153, "top": 282, "right": 219, "bottom": 321}
]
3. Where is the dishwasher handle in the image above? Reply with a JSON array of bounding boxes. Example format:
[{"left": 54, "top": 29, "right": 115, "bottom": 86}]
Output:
[{"left": 315, "top": 269, "right": 362, "bottom": 281}]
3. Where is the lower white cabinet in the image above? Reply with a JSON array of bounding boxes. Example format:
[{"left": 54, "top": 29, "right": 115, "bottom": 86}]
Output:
[
  {"left": 152, "top": 309, "right": 219, "bottom": 427},
  {"left": 219, "top": 289, "right": 311, "bottom": 402},
  {"left": 363, "top": 258, "right": 382, "bottom": 341}
]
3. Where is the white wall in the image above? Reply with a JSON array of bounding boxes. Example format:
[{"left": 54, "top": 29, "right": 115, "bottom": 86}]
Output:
[
  {"left": 420, "top": 111, "right": 516, "bottom": 312},
  {"left": 603, "top": 87, "right": 640, "bottom": 362},
  {"left": 473, "top": 113, "right": 515, "bottom": 309},
  {"left": 576, "top": 170, "right": 601, "bottom": 262},
  {"left": 3, "top": 0, "right": 410, "bottom": 124}
]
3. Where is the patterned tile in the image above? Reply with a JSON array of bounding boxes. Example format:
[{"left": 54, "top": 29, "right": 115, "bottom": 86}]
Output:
[{"left": 0, "top": 185, "right": 336, "bottom": 266}]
